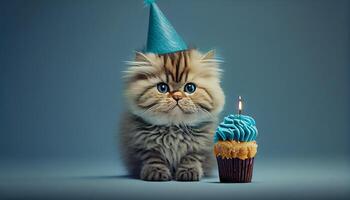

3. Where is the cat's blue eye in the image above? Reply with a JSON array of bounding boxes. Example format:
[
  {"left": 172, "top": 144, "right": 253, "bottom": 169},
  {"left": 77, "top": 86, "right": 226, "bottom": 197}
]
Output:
[
  {"left": 184, "top": 82, "right": 196, "bottom": 94},
  {"left": 157, "top": 82, "right": 169, "bottom": 93}
]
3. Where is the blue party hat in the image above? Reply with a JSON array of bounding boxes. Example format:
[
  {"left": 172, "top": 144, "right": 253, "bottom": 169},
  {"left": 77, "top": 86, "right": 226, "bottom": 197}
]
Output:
[{"left": 145, "top": 0, "right": 188, "bottom": 54}]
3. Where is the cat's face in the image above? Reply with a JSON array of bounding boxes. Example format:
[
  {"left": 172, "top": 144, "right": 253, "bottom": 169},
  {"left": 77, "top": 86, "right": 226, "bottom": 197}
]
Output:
[{"left": 124, "top": 49, "right": 225, "bottom": 126}]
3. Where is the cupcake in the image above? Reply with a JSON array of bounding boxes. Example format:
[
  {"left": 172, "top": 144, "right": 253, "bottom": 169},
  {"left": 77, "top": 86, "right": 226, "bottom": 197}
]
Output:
[{"left": 214, "top": 114, "right": 258, "bottom": 183}]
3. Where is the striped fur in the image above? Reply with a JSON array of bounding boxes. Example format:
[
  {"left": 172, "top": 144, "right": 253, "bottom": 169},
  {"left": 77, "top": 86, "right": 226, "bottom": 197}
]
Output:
[{"left": 120, "top": 49, "right": 225, "bottom": 181}]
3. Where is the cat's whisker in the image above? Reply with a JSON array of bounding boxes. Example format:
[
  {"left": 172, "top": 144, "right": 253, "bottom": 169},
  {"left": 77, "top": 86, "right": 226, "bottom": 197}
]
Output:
[
  {"left": 195, "top": 105, "right": 215, "bottom": 119},
  {"left": 140, "top": 100, "right": 173, "bottom": 116},
  {"left": 140, "top": 104, "right": 161, "bottom": 116}
]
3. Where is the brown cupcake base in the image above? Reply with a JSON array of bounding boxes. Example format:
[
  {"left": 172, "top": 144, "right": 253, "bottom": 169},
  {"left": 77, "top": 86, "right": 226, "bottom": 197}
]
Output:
[{"left": 216, "top": 156, "right": 254, "bottom": 183}]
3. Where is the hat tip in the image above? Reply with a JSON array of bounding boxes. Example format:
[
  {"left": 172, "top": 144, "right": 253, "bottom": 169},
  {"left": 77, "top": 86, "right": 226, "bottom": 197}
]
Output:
[{"left": 144, "top": 0, "right": 155, "bottom": 6}]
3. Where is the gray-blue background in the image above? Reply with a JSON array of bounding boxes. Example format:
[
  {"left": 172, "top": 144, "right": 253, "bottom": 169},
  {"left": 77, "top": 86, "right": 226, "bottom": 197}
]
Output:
[{"left": 1, "top": 0, "right": 349, "bottom": 199}]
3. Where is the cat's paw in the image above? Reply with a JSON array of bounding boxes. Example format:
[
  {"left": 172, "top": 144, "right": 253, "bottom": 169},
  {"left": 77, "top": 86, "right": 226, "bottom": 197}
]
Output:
[
  {"left": 140, "top": 164, "right": 172, "bottom": 181},
  {"left": 175, "top": 166, "right": 203, "bottom": 182}
]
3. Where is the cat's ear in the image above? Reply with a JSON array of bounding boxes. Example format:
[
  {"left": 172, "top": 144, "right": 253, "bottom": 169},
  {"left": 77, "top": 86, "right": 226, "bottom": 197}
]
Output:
[
  {"left": 197, "top": 49, "right": 222, "bottom": 77},
  {"left": 124, "top": 52, "right": 157, "bottom": 80},
  {"left": 135, "top": 51, "right": 153, "bottom": 64},
  {"left": 200, "top": 49, "right": 216, "bottom": 61},
  {"left": 199, "top": 49, "right": 223, "bottom": 66}
]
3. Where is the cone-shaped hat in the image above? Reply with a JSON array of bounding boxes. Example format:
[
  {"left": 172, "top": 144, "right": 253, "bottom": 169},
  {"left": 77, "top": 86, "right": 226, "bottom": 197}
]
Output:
[{"left": 145, "top": 0, "right": 188, "bottom": 54}]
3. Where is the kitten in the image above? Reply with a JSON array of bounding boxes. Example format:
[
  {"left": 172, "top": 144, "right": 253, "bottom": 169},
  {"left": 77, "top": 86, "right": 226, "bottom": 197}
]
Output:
[{"left": 120, "top": 49, "right": 225, "bottom": 181}]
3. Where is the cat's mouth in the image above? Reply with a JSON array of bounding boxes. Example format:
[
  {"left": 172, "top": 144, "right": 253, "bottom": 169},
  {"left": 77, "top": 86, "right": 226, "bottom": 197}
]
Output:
[{"left": 169, "top": 104, "right": 193, "bottom": 114}]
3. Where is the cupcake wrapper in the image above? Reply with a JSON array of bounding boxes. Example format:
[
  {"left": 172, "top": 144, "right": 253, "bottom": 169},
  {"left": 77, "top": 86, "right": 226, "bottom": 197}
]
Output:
[{"left": 216, "top": 156, "right": 254, "bottom": 183}]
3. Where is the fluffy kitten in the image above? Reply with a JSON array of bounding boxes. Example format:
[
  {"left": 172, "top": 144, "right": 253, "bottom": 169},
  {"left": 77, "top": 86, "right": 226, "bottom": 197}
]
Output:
[{"left": 120, "top": 49, "right": 225, "bottom": 181}]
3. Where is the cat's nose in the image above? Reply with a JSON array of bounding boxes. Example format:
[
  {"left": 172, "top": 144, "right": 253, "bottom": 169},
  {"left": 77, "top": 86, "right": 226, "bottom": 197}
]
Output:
[{"left": 171, "top": 91, "right": 183, "bottom": 101}]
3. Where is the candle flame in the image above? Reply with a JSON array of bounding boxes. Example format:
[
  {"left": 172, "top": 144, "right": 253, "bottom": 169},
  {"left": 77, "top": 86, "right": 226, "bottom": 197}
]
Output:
[{"left": 238, "top": 96, "right": 243, "bottom": 114}]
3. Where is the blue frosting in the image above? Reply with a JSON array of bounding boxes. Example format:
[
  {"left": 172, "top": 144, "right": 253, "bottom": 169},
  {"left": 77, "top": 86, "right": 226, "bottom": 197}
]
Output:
[{"left": 214, "top": 114, "right": 258, "bottom": 142}]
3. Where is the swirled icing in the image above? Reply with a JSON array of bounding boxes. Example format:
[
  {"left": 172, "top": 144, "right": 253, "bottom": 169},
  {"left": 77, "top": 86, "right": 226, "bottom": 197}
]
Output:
[{"left": 214, "top": 114, "right": 258, "bottom": 142}]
